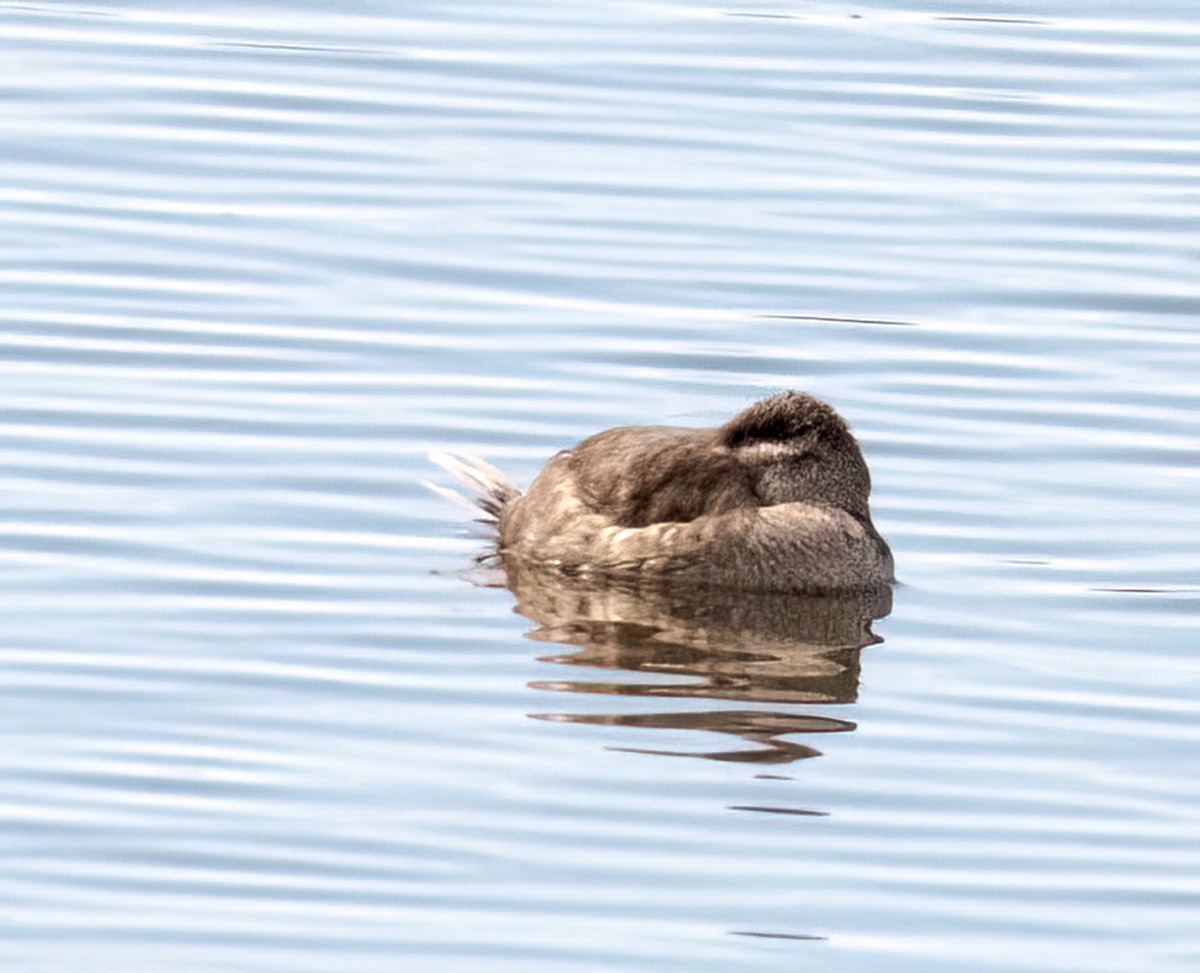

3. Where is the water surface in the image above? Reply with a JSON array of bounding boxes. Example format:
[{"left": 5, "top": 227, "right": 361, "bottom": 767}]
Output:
[{"left": 1, "top": 1, "right": 1198, "bottom": 971}]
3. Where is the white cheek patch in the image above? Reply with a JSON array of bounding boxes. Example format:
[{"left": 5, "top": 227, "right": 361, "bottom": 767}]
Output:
[{"left": 736, "top": 440, "right": 801, "bottom": 459}]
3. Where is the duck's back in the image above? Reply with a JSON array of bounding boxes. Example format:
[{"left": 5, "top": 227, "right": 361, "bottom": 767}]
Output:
[{"left": 569, "top": 425, "right": 757, "bottom": 528}]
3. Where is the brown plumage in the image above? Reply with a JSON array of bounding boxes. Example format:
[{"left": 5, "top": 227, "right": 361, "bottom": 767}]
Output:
[{"left": 431, "top": 391, "right": 893, "bottom": 592}]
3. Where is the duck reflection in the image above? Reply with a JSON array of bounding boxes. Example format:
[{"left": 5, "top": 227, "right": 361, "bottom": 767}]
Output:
[{"left": 506, "top": 562, "right": 891, "bottom": 765}]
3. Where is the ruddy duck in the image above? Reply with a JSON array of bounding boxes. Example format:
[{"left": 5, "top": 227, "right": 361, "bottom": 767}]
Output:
[{"left": 431, "top": 391, "right": 893, "bottom": 592}]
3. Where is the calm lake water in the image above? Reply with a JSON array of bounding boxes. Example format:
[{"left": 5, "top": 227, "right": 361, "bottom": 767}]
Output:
[{"left": 2, "top": 2, "right": 1198, "bottom": 971}]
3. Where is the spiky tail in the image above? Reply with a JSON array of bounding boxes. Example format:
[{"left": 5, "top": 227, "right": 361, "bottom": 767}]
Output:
[{"left": 425, "top": 451, "right": 521, "bottom": 531}]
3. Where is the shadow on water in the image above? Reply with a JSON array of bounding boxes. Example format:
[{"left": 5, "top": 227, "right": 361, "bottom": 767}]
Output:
[{"left": 501, "top": 561, "right": 892, "bottom": 767}]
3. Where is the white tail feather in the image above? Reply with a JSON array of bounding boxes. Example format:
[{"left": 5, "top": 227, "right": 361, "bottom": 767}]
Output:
[
  {"left": 427, "top": 451, "right": 520, "bottom": 526},
  {"left": 429, "top": 451, "right": 507, "bottom": 493},
  {"left": 421, "top": 479, "right": 479, "bottom": 513}
]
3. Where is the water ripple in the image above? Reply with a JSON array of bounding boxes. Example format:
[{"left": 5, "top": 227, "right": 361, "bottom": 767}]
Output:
[{"left": 2, "top": 1, "right": 1199, "bottom": 971}]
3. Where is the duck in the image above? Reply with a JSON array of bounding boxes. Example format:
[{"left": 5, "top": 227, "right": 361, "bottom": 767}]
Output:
[{"left": 430, "top": 391, "right": 893, "bottom": 592}]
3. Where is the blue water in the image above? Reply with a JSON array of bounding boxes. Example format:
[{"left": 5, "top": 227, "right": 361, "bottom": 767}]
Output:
[{"left": 2, "top": 2, "right": 1198, "bottom": 971}]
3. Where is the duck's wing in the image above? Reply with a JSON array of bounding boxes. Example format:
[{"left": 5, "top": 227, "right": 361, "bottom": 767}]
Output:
[{"left": 567, "top": 425, "right": 757, "bottom": 527}]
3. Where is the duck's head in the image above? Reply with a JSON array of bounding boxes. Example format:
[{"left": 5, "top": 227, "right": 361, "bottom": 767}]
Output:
[{"left": 722, "top": 391, "right": 875, "bottom": 520}]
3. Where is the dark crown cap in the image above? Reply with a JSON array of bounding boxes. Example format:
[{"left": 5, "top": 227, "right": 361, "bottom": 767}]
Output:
[{"left": 720, "top": 391, "right": 849, "bottom": 448}]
